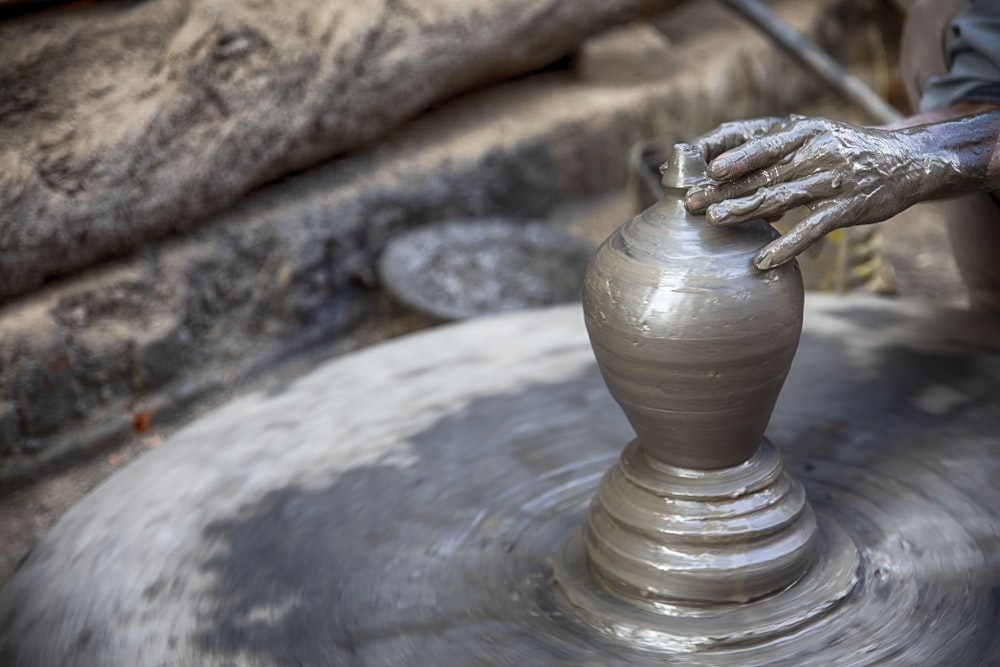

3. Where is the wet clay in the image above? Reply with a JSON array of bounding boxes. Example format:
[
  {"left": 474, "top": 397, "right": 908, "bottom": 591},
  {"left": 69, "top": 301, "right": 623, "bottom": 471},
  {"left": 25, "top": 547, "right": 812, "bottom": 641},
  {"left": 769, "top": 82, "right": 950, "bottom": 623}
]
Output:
[
  {"left": 378, "top": 220, "right": 594, "bottom": 321},
  {"left": 582, "top": 143, "right": 804, "bottom": 470},
  {"left": 685, "top": 110, "right": 1000, "bottom": 269},
  {"left": 556, "top": 144, "right": 850, "bottom": 624},
  {"left": 1, "top": 299, "right": 999, "bottom": 665}
]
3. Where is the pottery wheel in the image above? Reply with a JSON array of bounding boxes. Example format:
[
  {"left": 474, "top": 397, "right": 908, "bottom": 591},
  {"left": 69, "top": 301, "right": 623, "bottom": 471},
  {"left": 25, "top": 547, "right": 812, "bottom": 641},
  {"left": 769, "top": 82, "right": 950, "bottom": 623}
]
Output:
[{"left": 2, "top": 295, "right": 1000, "bottom": 666}]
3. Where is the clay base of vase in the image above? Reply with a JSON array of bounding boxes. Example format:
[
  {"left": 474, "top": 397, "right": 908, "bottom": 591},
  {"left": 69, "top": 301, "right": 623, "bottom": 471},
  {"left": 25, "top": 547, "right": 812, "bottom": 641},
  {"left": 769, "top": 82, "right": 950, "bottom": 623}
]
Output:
[
  {"left": 577, "top": 439, "right": 824, "bottom": 608},
  {"left": 553, "top": 507, "right": 857, "bottom": 651}
]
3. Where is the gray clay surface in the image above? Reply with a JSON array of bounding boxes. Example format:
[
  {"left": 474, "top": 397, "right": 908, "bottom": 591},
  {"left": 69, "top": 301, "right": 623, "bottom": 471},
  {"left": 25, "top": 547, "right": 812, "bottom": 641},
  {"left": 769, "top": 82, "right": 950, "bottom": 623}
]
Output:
[{"left": 379, "top": 220, "right": 594, "bottom": 320}]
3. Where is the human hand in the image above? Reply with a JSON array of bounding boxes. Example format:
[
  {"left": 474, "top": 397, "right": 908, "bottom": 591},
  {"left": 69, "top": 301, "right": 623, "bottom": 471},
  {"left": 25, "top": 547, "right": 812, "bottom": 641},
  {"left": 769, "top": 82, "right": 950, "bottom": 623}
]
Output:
[
  {"left": 690, "top": 116, "right": 796, "bottom": 164},
  {"left": 686, "top": 116, "right": 923, "bottom": 269}
]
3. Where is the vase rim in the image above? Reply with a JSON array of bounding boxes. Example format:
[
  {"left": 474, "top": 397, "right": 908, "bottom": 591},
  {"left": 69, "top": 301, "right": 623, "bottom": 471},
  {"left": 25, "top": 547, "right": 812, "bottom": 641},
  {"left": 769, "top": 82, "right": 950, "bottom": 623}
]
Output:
[{"left": 660, "top": 142, "right": 708, "bottom": 190}]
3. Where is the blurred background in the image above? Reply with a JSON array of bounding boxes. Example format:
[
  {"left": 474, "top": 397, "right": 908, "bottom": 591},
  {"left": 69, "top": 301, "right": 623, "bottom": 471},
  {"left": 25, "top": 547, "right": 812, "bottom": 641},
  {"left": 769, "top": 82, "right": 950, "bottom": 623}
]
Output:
[{"left": 0, "top": 0, "right": 961, "bottom": 584}]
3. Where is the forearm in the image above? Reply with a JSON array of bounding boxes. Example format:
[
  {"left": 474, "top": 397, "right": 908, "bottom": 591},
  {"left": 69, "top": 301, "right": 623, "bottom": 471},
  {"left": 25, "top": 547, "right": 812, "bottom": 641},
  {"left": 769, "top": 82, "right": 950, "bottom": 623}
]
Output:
[
  {"left": 880, "top": 102, "right": 1000, "bottom": 130},
  {"left": 898, "top": 109, "right": 1000, "bottom": 199}
]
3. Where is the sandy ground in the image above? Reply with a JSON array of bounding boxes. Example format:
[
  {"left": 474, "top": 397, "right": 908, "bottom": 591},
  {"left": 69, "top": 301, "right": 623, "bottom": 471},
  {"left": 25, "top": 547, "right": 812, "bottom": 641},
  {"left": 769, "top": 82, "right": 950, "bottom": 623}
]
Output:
[{"left": 0, "top": 439, "right": 152, "bottom": 584}]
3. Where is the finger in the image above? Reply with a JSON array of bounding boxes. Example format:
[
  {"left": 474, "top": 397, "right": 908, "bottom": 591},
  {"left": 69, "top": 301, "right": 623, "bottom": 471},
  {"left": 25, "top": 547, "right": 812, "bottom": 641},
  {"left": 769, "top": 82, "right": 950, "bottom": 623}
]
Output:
[
  {"left": 705, "top": 172, "right": 834, "bottom": 226},
  {"left": 754, "top": 201, "right": 847, "bottom": 270},
  {"left": 691, "top": 117, "right": 784, "bottom": 162},
  {"left": 708, "top": 127, "right": 811, "bottom": 181},
  {"left": 685, "top": 163, "right": 791, "bottom": 213}
]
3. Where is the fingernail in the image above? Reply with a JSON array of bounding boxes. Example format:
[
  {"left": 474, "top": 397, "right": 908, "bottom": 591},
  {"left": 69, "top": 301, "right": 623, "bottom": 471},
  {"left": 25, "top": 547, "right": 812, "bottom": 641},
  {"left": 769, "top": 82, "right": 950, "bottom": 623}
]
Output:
[
  {"left": 754, "top": 249, "right": 775, "bottom": 270},
  {"left": 710, "top": 158, "right": 733, "bottom": 179},
  {"left": 706, "top": 205, "right": 729, "bottom": 225},
  {"left": 685, "top": 190, "right": 706, "bottom": 211}
]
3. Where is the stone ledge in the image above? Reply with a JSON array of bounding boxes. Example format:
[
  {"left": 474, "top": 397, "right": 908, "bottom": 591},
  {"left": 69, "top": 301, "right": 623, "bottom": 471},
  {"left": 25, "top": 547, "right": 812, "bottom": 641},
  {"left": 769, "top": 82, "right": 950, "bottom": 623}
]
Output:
[{"left": 0, "top": 0, "right": 894, "bottom": 493}]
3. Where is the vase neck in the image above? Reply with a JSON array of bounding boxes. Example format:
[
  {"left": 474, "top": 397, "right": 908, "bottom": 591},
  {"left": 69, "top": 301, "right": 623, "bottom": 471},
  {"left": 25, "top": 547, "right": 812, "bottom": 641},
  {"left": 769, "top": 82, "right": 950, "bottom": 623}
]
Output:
[{"left": 659, "top": 142, "right": 708, "bottom": 190}]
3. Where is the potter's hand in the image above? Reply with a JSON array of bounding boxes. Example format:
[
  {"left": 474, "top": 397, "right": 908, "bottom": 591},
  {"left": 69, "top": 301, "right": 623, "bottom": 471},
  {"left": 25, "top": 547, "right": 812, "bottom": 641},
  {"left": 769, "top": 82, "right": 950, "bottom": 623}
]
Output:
[
  {"left": 686, "top": 116, "right": 923, "bottom": 270},
  {"left": 691, "top": 116, "right": 795, "bottom": 164}
]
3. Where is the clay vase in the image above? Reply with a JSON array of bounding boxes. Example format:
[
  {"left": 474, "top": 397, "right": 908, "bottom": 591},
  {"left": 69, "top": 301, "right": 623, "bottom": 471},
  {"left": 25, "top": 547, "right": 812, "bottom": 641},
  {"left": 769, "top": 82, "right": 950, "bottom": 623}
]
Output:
[
  {"left": 579, "top": 143, "right": 817, "bottom": 605},
  {"left": 584, "top": 143, "right": 803, "bottom": 470}
]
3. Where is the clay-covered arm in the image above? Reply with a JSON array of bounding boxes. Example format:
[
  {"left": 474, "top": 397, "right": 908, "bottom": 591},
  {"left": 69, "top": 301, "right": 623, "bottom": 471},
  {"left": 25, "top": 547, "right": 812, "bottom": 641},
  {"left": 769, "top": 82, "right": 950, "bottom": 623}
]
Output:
[
  {"left": 881, "top": 101, "right": 1000, "bottom": 130},
  {"left": 685, "top": 108, "right": 1000, "bottom": 270}
]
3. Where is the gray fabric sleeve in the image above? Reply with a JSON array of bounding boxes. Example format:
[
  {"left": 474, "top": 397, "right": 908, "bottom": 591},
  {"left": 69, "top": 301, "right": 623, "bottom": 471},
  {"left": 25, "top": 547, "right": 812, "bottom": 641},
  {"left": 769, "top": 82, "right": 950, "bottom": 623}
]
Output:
[{"left": 920, "top": 0, "right": 1000, "bottom": 112}]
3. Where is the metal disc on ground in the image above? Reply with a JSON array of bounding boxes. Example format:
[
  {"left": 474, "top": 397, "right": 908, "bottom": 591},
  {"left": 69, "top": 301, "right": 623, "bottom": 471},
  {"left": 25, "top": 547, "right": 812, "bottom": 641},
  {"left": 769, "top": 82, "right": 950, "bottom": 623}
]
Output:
[
  {"left": 1, "top": 295, "right": 999, "bottom": 665},
  {"left": 378, "top": 220, "right": 594, "bottom": 320}
]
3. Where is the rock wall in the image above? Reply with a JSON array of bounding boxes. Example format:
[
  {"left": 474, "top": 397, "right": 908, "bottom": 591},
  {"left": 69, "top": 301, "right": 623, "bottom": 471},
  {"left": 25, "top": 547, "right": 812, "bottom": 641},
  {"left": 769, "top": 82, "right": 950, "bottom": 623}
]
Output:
[{"left": 0, "top": 0, "right": 681, "bottom": 300}]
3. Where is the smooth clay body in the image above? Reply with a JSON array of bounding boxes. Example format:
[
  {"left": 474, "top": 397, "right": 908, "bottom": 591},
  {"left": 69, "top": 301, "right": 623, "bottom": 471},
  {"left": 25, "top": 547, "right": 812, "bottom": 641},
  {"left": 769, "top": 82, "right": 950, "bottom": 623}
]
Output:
[{"left": 583, "top": 144, "right": 803, "bottom": 470}]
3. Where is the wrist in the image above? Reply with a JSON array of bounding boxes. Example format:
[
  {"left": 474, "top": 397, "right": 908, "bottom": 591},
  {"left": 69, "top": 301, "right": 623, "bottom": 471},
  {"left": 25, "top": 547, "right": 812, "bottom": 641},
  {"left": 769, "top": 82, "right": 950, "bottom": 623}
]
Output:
[
  {"left": 901, "top": 111, "right": 1000, "bottom": 200},
  {"left": 881, "top": 102, "right": 1000, "bottom": 131},
  {"left": 989, "top": 133, "right": 1000, "bottom": 193}
]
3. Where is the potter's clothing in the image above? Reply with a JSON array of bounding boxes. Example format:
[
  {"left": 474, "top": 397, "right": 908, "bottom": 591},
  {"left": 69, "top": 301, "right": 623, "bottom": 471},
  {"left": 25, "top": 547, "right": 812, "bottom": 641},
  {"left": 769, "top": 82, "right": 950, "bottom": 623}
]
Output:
[
  {"left": 902, "top": 0, "right": 1000, "bottom": 313},
  {"left": 920, "top": 0, "right": 1000, "bottom": 112}
]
